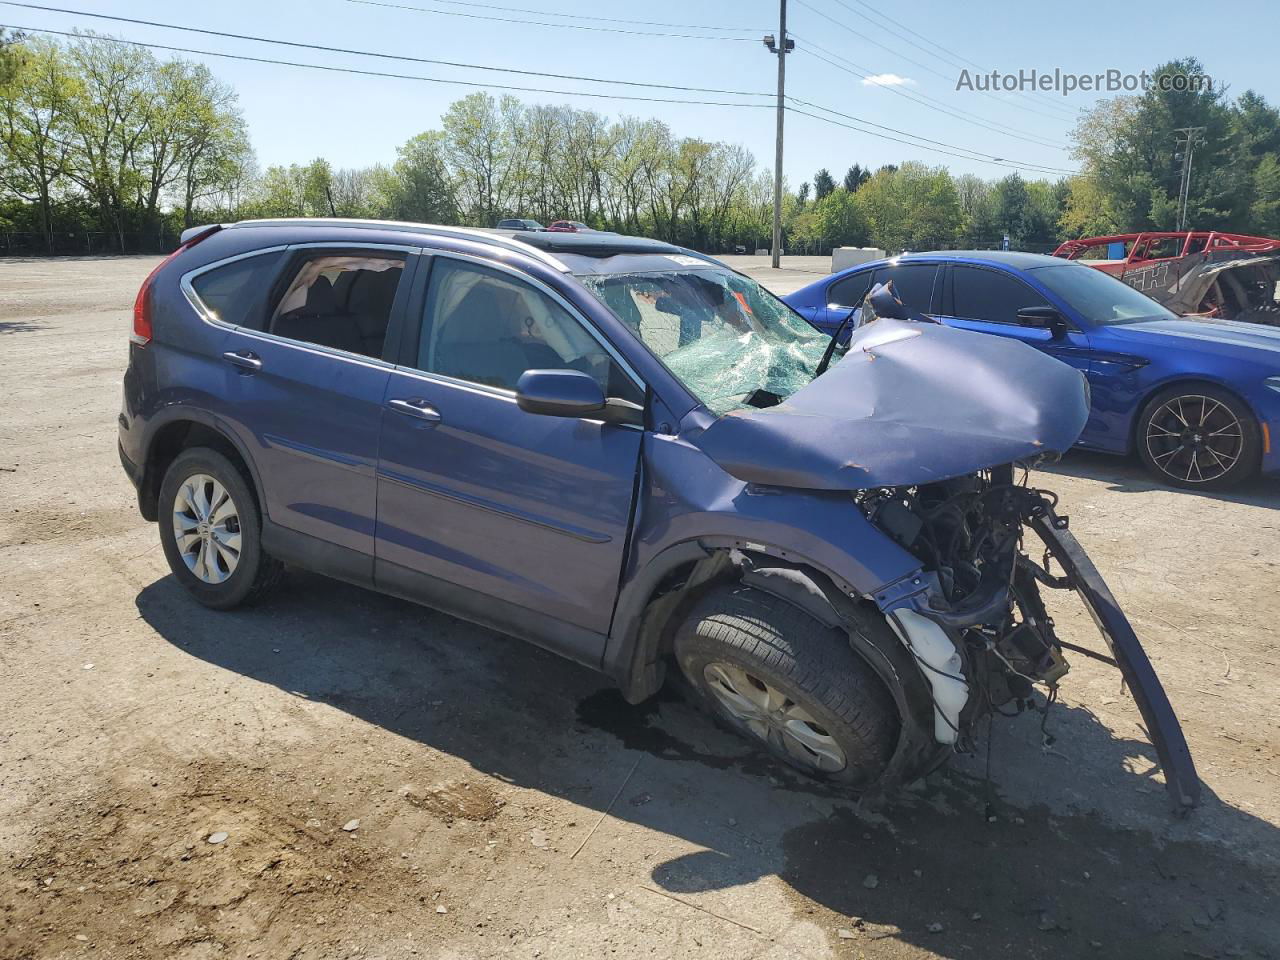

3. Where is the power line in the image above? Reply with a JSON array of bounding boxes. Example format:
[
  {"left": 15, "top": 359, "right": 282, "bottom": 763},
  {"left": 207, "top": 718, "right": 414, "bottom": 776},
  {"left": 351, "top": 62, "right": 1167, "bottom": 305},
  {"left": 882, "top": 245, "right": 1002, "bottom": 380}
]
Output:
[
  {"left": 787, "top": 96, "right": 1077, "bottom": 175},
  {"left": 791, "top": 35, "right": 1067, "bottom": 152},
  {"left": 0, "top": 23, "right": 779, "bottom": 108},
  {"left": 0, "top": 3, "right": 774, "bottom": 97},
  {"left": 785, "top": 105, "right": 1077, "bottom": 176},
  {"left": 3, "top": 16, "right": 1076, "bottom": 176},
  {"left": 355, "top": 0, "right": 768, "bottom": 33},
  {"left": 827, "top": 0, "right": 1079, "bottom": 121},
  {"left": 343, "top": 0, "right": 761, "bottom": 41},
  {"left": 795, "top": 0, "right": 1078, "bottom": 125}
]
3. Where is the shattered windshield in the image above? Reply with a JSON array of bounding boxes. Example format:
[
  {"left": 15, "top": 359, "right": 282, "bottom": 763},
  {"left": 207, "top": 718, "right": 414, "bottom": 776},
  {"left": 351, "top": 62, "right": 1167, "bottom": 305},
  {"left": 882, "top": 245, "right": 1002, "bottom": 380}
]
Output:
[{"left": 577, "top": 268, "right": 829, "bottom": 414}]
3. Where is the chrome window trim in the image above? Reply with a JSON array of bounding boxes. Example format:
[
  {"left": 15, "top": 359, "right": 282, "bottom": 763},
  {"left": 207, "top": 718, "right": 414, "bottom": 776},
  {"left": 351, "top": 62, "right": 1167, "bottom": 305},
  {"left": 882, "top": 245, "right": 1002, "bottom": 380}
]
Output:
[
  {"left": 180, "top": 242, "right": 419, "bottom": 371},
  {"left": 407, "top": 248, "right": 647, "bottom": 397}
]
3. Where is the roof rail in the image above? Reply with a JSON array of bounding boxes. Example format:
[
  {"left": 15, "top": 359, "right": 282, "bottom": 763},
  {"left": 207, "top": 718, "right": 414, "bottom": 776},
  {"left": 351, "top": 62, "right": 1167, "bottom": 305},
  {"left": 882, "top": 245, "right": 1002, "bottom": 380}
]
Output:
[{"left": 227, "top": 218, "right": 569, "bottom": 271}]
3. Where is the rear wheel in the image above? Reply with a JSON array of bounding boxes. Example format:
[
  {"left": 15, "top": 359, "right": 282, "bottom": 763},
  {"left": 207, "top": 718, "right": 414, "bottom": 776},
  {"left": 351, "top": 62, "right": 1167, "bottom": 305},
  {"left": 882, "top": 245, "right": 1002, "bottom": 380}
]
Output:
[
  {"left": 674, "top": 583, "right": 899, "bottom": 786},
  {"left": 1136, "top": 385, "right": 1259, "bottom": 489},
  {"left": 158, "top": 447, "right": 283, "bottom": 608}
]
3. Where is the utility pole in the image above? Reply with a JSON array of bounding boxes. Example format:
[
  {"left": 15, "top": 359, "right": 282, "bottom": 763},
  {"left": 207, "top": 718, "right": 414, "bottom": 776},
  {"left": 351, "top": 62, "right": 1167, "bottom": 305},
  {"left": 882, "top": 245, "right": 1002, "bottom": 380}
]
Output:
[
  {"left": 763, "top": 3, "right": 792, "bottom": 269},
  {"left": 1174, "top": 126, "right": 1205, "bottom": 232}
]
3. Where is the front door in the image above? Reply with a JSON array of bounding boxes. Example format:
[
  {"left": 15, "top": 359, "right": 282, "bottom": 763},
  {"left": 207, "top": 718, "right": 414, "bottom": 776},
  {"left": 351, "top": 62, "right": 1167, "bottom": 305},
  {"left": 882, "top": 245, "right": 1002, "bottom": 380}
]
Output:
[
  {"left": 936, "top": 264, "right": 1093, "bottom": 375},
  {"left": 374, "top": 254, "right": 646, "bottom": 666}
]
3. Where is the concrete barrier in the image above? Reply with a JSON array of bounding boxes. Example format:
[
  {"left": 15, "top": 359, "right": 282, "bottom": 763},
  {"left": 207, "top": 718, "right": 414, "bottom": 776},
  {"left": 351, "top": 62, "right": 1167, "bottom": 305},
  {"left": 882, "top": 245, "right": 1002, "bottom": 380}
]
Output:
[{"left": 831, "top": 246, "right": 887, "bottom": 272}]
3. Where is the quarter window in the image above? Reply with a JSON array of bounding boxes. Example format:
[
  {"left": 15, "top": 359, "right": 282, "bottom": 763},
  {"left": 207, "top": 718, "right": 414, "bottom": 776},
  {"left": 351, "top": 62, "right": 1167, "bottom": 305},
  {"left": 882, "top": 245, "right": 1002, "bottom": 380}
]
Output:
[
  {"left": 828, "top": 271, "right": 873, "bottom": 309},
  {"left": 268, "top": 253, "right": 406, "bottom": 359},
  {"left": 951, "top": 267, "right": 1050, "bottom": 325},
  {"left": 417, "top": 258, "right": 642, "bottom": 404},
  {"left": 188, "top": 250, "right": 284, "bottom": 327}
]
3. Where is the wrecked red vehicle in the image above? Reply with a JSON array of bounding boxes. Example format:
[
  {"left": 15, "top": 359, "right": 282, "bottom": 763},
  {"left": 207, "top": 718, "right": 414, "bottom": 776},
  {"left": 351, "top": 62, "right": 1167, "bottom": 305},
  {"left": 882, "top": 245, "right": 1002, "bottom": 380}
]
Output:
[{"left": 1054, "top": 231, "right": 1280, "bottom": 325}]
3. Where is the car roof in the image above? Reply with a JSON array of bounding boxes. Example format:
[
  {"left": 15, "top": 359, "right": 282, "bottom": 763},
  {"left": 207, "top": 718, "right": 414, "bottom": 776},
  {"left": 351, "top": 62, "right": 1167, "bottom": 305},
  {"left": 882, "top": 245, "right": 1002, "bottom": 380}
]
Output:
[
  {"left": 197, "top": 218, "right": 715, "bottom": 275},
  {"left": 897, "top": 250, "right": 1068, "bottom": 270}
]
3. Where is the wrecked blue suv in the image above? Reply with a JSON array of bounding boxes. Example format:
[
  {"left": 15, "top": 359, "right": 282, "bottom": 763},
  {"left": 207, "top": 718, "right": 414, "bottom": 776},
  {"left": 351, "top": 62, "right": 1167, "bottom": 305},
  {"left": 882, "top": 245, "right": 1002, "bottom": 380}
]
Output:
[{"left": 119, "top": 220, "right": 1198, "bottom": 810}]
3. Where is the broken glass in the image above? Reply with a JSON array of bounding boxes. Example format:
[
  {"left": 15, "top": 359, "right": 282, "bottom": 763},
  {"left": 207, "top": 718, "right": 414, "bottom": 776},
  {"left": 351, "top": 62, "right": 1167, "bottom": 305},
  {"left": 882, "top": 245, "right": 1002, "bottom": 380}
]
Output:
[{"left": 578, "top": 268, "right": 832, "bottom": 414}]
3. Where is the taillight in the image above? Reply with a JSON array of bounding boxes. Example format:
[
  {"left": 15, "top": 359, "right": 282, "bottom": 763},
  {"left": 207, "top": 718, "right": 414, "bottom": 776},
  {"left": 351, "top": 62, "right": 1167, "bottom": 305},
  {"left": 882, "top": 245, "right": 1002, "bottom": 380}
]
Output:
[{"left": 130, "top": 225, "right": 221, "bottom": 345}]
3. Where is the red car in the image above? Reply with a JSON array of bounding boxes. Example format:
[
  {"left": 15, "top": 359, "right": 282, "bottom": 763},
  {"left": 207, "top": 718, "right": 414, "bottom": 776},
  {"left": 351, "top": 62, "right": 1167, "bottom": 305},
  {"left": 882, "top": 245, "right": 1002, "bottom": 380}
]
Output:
[
  {"left": 1053, "top": 231, "right": 1280, "bottom": 323},
  {"left": 546, "top": 220, "right": 592, "bottom": 233}
]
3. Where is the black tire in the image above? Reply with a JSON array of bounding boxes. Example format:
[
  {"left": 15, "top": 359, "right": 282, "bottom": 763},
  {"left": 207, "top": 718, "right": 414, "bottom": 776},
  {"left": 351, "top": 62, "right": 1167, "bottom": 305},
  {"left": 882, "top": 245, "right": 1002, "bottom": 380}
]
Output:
[
  {"left": 1135, "top": 384, "right": 1260, "bottom": 490},
  {"left": 673, "top": 583, "right": 899, "bottom": 787},
  {"left": 158, "top": 447, "right": 284, "bottom": 609}
]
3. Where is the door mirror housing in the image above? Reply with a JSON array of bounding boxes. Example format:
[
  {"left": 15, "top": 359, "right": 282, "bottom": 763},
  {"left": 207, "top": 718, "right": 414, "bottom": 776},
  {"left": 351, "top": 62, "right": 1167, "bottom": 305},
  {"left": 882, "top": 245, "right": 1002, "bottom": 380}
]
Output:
[
  {"left": 1016, "top": 305, "right": 1068, "bottom": 338},
  {"left": 515, "top": 369, "right": 643, "bottom": 426}
]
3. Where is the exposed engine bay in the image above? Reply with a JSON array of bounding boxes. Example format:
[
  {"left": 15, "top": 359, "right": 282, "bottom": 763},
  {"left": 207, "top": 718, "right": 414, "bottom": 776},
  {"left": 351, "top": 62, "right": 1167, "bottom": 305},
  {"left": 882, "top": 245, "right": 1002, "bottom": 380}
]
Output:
[{"left": 860, "top": 463, "right": 1201, "bottom": 813}]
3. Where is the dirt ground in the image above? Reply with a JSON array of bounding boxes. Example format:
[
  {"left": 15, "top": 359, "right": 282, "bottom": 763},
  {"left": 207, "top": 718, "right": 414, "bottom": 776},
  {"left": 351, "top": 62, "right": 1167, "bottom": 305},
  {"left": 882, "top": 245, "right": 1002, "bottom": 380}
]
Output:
[{"left": 1, "top": 254, "right": 1278, "bottom": 960}]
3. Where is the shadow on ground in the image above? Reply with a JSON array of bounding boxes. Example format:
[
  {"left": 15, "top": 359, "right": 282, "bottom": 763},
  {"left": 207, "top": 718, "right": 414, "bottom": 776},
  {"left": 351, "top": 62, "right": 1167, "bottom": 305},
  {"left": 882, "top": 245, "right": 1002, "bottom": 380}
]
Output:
[
  {"left": 0, "top": 319, "right": 47, "bottom": 335},
  {"left": 1041, "top": 449, "right": 1280, "bottom": 508},
  {"left": 138, "top": 572, "right": 1280, "bottom": 959}
]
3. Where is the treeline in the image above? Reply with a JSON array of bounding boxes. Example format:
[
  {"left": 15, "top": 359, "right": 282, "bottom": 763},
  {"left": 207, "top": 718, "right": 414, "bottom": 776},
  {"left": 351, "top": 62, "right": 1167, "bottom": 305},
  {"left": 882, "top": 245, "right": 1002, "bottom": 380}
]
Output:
[
  {"left": 3, "top": 35, "right": 1278, "bottom": 256},
  {"left": 1064, "top": 58, "right": 1280, "bottom": 238},
  {"left": 0, "top": 32, "right": 250, "bottom": 253}
]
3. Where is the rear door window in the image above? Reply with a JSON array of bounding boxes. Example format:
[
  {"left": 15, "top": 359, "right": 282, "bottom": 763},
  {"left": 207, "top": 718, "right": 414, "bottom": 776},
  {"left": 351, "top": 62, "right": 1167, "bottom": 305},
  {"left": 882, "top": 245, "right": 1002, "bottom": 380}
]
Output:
[
  {"left": 268, "top": 253, "right": 406, "bottom": 359},
  {"left": 873, "top": 263, "right": 940, "bottom": 314},
  {"left": 188, "top": 250, "right": 284, "bottom": 327}
]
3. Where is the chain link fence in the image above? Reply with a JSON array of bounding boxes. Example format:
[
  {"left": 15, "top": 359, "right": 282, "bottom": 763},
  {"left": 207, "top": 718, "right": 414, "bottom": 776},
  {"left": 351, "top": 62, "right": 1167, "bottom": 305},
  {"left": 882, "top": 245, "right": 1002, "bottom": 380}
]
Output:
[{"left": 0, "top": 228, "right": 181, "bottom": 257}]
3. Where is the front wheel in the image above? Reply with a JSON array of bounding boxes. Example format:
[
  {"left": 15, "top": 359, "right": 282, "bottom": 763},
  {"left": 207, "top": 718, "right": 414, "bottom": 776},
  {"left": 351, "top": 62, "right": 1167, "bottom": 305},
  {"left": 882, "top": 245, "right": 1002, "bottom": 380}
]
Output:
[
  {"left": 158, "top": 447, "right": 283, "bottom": 609},
  {"left": 674, "top": 584, "right": 899, "bottom": 787},
  {"left": 1136, "top": 385, "right": 1260, "bottom": 489}
]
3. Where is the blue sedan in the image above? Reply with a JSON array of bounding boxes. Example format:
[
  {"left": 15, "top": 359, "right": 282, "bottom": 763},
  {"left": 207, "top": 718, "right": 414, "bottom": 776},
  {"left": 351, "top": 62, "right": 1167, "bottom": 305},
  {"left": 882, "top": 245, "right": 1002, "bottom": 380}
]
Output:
[{"left": 784, "top": 251, "right": 1280, "bottom": 489}]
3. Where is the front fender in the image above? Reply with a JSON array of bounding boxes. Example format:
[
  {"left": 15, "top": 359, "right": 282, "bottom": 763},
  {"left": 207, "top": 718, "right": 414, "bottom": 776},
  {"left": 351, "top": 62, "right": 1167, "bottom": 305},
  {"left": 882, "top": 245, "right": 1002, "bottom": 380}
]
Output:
[{"left": 603, "top": 432, "right": 927, "bottom": 699}]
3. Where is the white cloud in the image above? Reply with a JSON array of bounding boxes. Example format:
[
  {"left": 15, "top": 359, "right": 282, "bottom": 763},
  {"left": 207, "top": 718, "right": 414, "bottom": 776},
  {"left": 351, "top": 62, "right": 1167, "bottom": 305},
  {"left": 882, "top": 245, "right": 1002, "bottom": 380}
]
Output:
[{"left": 861, "top": 73, "right": 915, "bottom": 87}]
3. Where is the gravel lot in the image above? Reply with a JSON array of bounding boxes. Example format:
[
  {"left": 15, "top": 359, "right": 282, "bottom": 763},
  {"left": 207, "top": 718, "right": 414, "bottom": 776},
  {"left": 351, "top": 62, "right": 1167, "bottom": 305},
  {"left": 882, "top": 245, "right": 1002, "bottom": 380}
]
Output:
[{"left": 2, "top": 254, "right": 1278, "bottom": 960}]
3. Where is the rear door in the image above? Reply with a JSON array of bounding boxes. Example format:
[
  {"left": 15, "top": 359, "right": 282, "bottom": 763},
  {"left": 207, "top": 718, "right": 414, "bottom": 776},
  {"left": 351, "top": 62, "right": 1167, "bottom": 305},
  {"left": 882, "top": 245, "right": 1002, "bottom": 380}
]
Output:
[
  {"left": 373, "top": 253, "right": 645, "bottom": 665},
  {"left": 936, "top": 264, "right": 1092, "bottom": 374},
  {"left": 210, "top": 243, "right": 417, "bottom": 579}
]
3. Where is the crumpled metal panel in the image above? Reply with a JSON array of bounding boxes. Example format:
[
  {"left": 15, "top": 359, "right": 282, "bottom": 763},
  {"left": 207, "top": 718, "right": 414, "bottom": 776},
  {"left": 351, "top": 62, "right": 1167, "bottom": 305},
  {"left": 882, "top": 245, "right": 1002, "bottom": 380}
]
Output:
[{"left": 693, "top": 318, "right": 1090, "bottom": 490}]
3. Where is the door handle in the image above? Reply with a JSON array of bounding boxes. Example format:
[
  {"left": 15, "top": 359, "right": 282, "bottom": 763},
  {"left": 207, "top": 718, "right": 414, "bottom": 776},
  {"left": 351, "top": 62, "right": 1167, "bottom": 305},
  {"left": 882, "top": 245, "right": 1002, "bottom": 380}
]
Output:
[
  {"left": 387, "top": 398, "right": 442, "bottom": 423},
  {"left": 222, "top": 350, "right": 262, "bottom": 373}
]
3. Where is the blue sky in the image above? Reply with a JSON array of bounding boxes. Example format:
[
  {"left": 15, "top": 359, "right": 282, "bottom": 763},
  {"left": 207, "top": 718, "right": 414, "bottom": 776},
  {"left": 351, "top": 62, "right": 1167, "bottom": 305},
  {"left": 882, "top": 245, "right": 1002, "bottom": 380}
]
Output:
[{"left": 6, "top": 0, "right": 1278, "bottom": 185}]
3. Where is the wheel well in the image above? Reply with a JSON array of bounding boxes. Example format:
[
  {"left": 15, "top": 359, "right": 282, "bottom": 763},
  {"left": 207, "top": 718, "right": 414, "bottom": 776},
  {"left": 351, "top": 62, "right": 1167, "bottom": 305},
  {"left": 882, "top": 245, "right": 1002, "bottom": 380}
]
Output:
[
  {"left": 140, "top": 421, "right": 257, "bottom": 521},
  {"left": 624, "top": 548, "right": 941, "bottom": 789},
  {"left": 1129, "top": 378, "right": 1260, "bottom": 454}
]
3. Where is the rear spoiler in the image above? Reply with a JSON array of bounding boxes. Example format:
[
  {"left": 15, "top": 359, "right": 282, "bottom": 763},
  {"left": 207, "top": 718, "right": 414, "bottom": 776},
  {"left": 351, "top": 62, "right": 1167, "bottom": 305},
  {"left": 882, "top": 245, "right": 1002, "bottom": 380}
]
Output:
[{"left": 179, "top": 223, "right": 225, "bottom": 246}]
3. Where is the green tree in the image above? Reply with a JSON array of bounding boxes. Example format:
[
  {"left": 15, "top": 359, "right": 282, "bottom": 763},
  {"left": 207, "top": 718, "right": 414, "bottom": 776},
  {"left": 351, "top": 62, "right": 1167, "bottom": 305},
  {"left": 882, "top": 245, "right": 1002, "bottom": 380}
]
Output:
[
  {"left": 385, "top": 130, "right": 458, "bottom": 223},
  {"left": 811, "top": 188, "right": 868, "bottom": 248},
  {"left": 0, "top": 36, "right": 76, "bottom": 251},
  {"left": 1070, "top": 58, "right": 1241, "bottom": 231},
  {"left": 842, "top": 163, "right": 869, "bottom": 193},
  {"left": 1250, "top": 154, "right": 1280, "bottom": 236},
  {"left": 813, "top": 168, "right": 836, "bottom": 200}
]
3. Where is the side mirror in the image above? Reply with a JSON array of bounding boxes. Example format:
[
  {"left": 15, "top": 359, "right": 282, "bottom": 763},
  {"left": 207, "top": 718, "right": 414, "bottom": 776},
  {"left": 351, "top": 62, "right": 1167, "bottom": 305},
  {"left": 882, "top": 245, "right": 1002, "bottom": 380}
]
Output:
[
  {"left": 515, "top": 369, "right": 644, "bottom": 426},
  {"left": 1016, "top": 306, "right": 1068, "bottom": 338}
]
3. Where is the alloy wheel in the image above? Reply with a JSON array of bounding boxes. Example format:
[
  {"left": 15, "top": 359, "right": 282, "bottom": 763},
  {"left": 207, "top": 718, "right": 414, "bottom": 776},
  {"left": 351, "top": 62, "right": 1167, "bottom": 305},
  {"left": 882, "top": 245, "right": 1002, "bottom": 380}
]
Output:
[
  {"left": 702, "top": 661, "right": 847, "bottom": 773},
  {"left": 1144, "top": 394, "right": 1244, "bottom": 485},
  {"left": 172, "top": 473, "right": 241, "bottom": 584}
]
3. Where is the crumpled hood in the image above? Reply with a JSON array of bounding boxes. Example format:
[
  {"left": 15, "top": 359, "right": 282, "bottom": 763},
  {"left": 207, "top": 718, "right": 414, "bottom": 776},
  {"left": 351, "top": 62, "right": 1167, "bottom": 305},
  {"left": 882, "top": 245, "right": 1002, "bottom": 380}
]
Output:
[
  {"left": 693, "top": 318, "right": 1090, "bottom": 490},
  {"left": 1109, "top": 317, "right": 1280, "bottom": 362}
]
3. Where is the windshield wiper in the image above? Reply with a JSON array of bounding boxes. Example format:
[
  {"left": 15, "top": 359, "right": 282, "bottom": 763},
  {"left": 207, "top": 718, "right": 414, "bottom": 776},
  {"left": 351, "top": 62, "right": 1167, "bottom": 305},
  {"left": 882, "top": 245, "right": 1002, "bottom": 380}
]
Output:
[{"left": 813, "top": 305, "right": 859, "bottom": 379}]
